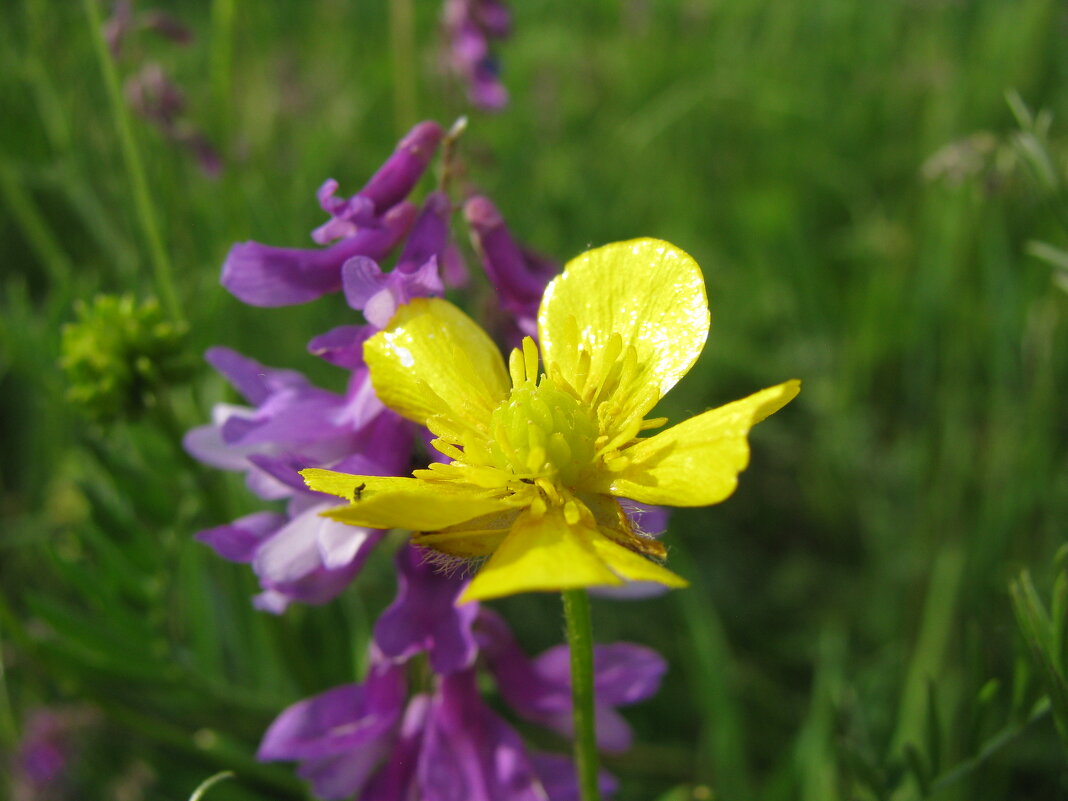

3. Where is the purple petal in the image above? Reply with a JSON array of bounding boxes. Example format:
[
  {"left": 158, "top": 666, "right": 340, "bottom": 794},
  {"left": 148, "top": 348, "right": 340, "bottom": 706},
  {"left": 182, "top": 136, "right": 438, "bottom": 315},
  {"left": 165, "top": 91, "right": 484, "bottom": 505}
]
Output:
[
  {"left": 205, "top": 346, "right": 309, "bottom": 406},
  {"left": 183, "top": 412, "right": 257, "bottom": 470},
  {"left": 478, "top": 610, "right": 662, "bottom": 753},
  {"left": 195, "top": 511, "right": 286, "bottom": 563},
  {"left": 331, "top": 368, "right": 388, "bottom": 433},
  {"left": 342, "top": 256, "right": 388, "bottom": 309},
  {"left": 361, "top": 694, "right": 430, "bottom": 801},
  {"left": 358, "top": 121, "right": 444, "bottom": 213},
  {"left": 221, "top": 202, "right": 416, "bottom": 307},
  {"left": 476, "top": 0, "right": 512, "bottom": 38},
  {"left": 327, "top": 407, "right": 412, "bottom": 477},
  {"left": 396, "top": 191, "right": 452, "bottom": 272},
  {"left": 529, "top": 753, "right": 618, "bottom": 801},
  {"left": 618, "top": 499, "right": 670, "bottom": 537},
  {"left": 307, "top": 325, "right": 375, "bottom": 369},
  {"left": 535, "top": 643, "right": 668, "bottom": 707},
  {"left": 246, "top": 453, "right": 316, "bottom": 493},
  {"left": 252, "top": 503, "right": 372, "bottom": 585},
  {"left": 464, "top": 196, "right": 555, "bottom": 307},
  {"left": 251, "top": 503, "right": 381, "bottom": 608},
  {"left": 312, "top": 179, "right": 377, "bottom": 245},
  {"left": 297, "top": 744, "right": 390, "bottom": 801},
  {"left": 418, "top": 671, "right": 546, "bottom": 801},
  {"left": 373, "top": 545, "right": 479, "bottom": 675},
  {"left": 258, "top": 661, "right": 405, "bottom": 762}
]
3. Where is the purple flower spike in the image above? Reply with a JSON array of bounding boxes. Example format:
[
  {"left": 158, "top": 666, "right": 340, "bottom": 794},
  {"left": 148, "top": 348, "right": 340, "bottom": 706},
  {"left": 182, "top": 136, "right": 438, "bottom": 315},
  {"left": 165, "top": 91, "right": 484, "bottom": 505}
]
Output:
[
  {"left": 374, "top": 545, "right": 479, "bottom": 675},
  {"left": 464, "top": 195, "right": 557, "bottom": 335},
  {"left": 221, "top": 201, "right": 417, "bottom": 307}
]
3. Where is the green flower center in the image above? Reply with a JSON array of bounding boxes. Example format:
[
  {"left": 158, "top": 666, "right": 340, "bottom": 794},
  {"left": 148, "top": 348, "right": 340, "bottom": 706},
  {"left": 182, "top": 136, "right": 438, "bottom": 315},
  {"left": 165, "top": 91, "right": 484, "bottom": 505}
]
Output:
[{"left": 489, "top": 379, "right": 598, "bottom": 486}]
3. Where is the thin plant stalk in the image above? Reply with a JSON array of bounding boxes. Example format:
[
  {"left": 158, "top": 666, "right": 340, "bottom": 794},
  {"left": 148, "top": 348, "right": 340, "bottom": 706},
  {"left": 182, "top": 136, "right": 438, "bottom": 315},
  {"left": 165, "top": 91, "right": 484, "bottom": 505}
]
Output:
[
  {"left": 562, "top": 589, "right": 600, "bottom": 801},
  {"left": 82, "top": 0, "right": 183, "bottom": 325},
  {"left": 389, "top": 0, "right": 418, "bottom": 136}
]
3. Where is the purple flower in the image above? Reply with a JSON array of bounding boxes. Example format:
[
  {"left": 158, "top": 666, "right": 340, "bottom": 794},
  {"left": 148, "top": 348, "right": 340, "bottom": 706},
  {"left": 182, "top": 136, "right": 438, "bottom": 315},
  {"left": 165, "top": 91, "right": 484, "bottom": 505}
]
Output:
[
  {"left": 477, "top": 608, "right": 666, "bottom": 753},
  {"left": 464, "top": 195, "right": 557, "bottom": 337},
  {"left": 443, "top": 0, "right": 512, "bottom": 111},
  {"left": 185, "top": 347, "right": 413, "bottom": 611}
]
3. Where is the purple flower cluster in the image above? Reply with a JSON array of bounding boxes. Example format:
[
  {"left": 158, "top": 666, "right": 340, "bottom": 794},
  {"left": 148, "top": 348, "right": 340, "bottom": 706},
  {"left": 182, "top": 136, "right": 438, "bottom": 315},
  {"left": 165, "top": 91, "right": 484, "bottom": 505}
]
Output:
[
  {"left": 443, "top": 0, "right": 511, "bottom": 111},
  {"left": 258, "top": 546, "right": 665, "bottom": 800},
  {"left": 104, "top": 1, "right": 222, "bottom": 177},
  {"left": 187, "top": 120, "right": 666, "bottom": 798}
]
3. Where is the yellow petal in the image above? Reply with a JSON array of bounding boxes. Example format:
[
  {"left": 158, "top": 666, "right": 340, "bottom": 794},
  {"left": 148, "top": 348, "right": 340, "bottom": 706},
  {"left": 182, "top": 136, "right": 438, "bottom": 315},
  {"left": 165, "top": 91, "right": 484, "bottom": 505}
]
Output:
[
  {"left": 587, "top": 534, "right": 689, "bottom": 588},
  {"left": 412, "top": 508, "right": 521, "bottom": 557},
  {"left": 459, "top": 509, "right": 623, "bottom": 602},
  {"left": 538, "top": 239, "right": 709, "bottom": 419},
  {"left": 603, "top": 380, "right": 801, "bottom": 506},
  {"left": 301, "top": 469, "right": 517, "bottom": 530},
  {"left": 365, "top": 298, "right": 510, "bottom": 431}
]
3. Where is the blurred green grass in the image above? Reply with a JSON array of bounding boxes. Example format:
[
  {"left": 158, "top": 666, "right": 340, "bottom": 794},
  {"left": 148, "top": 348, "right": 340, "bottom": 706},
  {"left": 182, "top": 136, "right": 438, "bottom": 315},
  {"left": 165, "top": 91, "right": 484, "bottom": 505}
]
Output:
[{"left": 2, "top": 0, "right": 1067, "bottom": 799}]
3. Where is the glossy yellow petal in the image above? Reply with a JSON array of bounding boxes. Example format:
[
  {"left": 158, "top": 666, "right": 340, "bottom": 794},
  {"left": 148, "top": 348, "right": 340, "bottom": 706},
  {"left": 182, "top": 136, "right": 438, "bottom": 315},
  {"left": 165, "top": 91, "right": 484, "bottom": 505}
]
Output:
[
  {"left": 301, "top": 469, "right": 517, "bottom": 530},
  {"left": 538, "top": 239, "right": 709, "bottom": 420},
  {"left": 604, "top": 380, "right": 800, "bottom": 506},
  {"left": 365, "top": 298, "right": 510, "bottom": 431},
  {"left": 587, "top": 534, "right": 689, "bottom": 588},
  {"left": 459, "top": 509, "right": 623, "bottom": 602}
]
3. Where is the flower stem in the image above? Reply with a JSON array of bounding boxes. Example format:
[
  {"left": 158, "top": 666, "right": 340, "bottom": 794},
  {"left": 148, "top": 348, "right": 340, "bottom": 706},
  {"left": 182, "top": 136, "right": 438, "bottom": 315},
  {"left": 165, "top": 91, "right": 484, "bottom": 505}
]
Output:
[
  {"left": 562, "top": 589, "right": 601, "bottom": 801},
  {"left": 82, "top": 0, "right": 183, "bottom": 326}
]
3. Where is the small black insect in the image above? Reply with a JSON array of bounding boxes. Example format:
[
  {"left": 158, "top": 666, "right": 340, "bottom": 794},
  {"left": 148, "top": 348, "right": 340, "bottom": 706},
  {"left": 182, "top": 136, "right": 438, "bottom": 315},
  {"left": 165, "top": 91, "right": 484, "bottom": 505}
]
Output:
[{"left": 353, "top": 482, "right": 366, "bottom": 501}]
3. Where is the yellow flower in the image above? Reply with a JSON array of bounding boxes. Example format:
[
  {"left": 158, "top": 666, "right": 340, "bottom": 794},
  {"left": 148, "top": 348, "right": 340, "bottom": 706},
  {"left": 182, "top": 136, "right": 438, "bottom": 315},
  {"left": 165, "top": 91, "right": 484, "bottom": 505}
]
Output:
[{"left": 302, "top": 238, "right": 799, "bottom": 603}]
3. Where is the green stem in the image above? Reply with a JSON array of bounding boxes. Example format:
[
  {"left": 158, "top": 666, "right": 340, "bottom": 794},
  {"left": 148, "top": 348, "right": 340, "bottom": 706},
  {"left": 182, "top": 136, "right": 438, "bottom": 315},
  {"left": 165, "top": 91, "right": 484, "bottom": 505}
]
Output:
[
  {"left": 210, "top": 0, "right": 235, "bottom": 144},
  {"left": 389, "top": 0, "right": 418, "bottom": 136},
  {"left": 82, "top": 0, "right": 183, "bottom": 325},
  {"left": 563, "top": 589, "right": 601, "bottom": 801}
]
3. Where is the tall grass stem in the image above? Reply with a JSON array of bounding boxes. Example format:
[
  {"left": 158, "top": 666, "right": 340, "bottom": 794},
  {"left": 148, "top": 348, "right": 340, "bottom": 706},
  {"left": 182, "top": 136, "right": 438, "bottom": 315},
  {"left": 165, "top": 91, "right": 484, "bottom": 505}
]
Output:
[
  {"left": 562, "top": 589, "right": 600, "bottom": 801},
  {"left": 82, "top": 0, "right": 183, "bottom": 324}
]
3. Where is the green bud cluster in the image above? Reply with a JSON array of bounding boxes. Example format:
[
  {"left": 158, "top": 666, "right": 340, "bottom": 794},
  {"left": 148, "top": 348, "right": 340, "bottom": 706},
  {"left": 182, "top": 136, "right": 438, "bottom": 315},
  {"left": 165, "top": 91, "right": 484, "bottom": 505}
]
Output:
[{"left": 59, "top": 294, "right": 193, "bottom": 423}]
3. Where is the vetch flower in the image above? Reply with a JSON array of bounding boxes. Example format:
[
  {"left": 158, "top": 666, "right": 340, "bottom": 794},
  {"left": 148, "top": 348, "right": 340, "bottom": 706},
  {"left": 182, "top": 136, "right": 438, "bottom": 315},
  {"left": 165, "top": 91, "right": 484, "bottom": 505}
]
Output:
[{"left": 303, "top": 238, "right": 800, "bottom": 602}]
